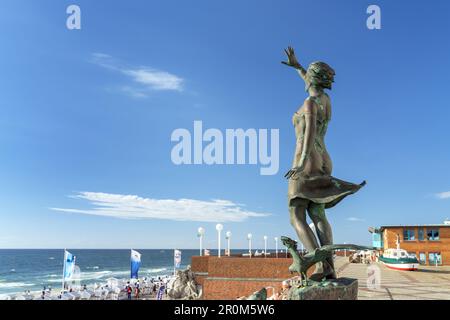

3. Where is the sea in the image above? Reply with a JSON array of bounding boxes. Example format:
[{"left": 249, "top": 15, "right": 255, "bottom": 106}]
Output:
[{"left": 0, "top": 249, "right": 249, "bottom": 296}]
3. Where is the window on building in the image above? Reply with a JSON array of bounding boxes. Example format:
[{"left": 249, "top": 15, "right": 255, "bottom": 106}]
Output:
[
  {"left": 403, "top": 229, "right": 415, "bottom": 241},
  {"left": 418, "top": 228, "right": 424, "bottom": 241},
  {"left": 419, "top": 253, "right": 426, "bottom": 264},
  {"left": 428, "top": 252, "right": 442, "bottom": 265},
  {"left": 427, "top": 229, "right": 439, "bottom": 241}
]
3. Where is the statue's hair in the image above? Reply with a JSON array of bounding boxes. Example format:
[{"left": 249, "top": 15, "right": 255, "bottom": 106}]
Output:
[{"left": 306, "top": 61, "right": 335, "bottom": 90}]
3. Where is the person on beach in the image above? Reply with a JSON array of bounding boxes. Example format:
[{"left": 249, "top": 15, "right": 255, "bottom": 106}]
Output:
[
  {"left": 135, "top": 280, "right": 140, "bottom": 299},
  {"left": 126, "top": 282, "right": 132, "bottom": 300}
]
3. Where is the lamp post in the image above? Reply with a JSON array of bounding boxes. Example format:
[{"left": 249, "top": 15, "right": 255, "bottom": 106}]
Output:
[
  {"left": 225, "top": 231, "right": 232, "bottom": 256},
  {"left": 216, "top": 224, "right": 223, "bottom": 258},
  {"left": 263, "top": 236, "right": 268, "bottom": 257},
  {"left": 274, "top": 237, "right": 278, "bottom": 258},
  {"left": 247, "top": 233, "right": 252, "bottom": 258},
  {"left": 197, "top": 227, "right": 205, "bottom": 256}
]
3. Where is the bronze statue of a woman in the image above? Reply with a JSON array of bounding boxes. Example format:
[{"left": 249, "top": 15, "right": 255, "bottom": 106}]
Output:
[{"left": 282, "top": 47, "right": 365, "bottom": 280}]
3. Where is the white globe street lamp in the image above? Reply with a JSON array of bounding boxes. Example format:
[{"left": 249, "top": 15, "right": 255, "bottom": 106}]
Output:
[
  {"left": 263, "top": 236, "right": 268, "bottom": 257},
  {"left": 274, "top": 237, "right": 278, "bottom": 258},
  {"left": 247, "top": 233, "right": 252, "bottom": 258},
  {"left": 197, "top": 227, "right": 205, "bottom": 256},
  {"left": 225, "top": 231, "right": 232, "bottom": 256},
  {"left": 216, "top": 224, "right": 223, "bottom": 258}
]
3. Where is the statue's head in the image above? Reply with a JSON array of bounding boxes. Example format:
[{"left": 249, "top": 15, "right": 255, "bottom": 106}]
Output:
[{"left": 305, "top": 61, "right": 335, "bottom": 91}]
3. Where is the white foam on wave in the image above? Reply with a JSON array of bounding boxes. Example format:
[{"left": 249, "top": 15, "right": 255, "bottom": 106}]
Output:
[
  {"left": 0, "top": 282, "right": 34, "bottom": 289},
  {"left": 46, "top": 269, "right": 134, "bottom": 283},
  {"left": 47, "top": 270, "right": 114, "bottom": 283},
  {"left": 147, "top": 268, "right": 167, "bottom": 273},
  {"left": 44, "top": 268, "right": 170, "bottom": 283}
]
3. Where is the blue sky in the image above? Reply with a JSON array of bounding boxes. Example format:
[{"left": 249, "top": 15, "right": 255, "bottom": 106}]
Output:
[{"left": 0, "top": 0, "right": 450, "bottom": 249}]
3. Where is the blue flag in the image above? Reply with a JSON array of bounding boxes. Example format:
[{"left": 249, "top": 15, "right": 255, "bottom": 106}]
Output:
[
  {"left": 63, "top": 250, "right": 76, "bottom": 281},
  {"left": 157, "top": 285, "right": 165, "bottom": 300},
  {"left": 130, "top": 249, "right": 141, "bottom": 279}
]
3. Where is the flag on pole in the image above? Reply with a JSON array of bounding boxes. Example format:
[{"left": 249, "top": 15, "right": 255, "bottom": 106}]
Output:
[
  {"left": 63, "top": 250, "right": 76, "bottom": 281},
  {"left": 130, "top": 249, "right": 141, "bottom": 279},
  {"left": 174, "top": 249, "right": 182, "bottom": 268}
]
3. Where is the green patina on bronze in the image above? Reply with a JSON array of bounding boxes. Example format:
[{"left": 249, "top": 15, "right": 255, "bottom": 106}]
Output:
[
  {"left": 281, "top": 236, "right": 371, "bottom": 285},
  {"left": 246, "top": 287, "right": 267, "bottom": 300},
  {"left": 281, "top": 46, "right": 366, "bottom": 281}
]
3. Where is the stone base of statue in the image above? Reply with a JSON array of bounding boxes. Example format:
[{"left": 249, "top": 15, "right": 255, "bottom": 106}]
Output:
[
  {"left": 167, "top": 265, "right": 201, "bottom": 300},
  {"left": 287, "top": 277, "right": 358, "bottom": 300}
]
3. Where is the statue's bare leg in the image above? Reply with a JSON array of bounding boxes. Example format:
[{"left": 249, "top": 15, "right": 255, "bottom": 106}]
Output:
[
  {"left": 288, "top": 199, "right": 323, "bottom": 276},
  {"left": 289, "top": 199, "right": 319, "bottom": 250},
  {"left": 307, "top": 203, "right": 336, "bottom": 279}
]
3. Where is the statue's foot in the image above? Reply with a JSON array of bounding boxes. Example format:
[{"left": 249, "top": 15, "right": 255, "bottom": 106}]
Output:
[
  {"left": 308, "top": 272, "right": 325, "bottom": 282},
  {"left": 309, "top": 262, "right": 336, "bottom": 282},
  {"left": 308, "top": 264, "right": 324, "bottom": 281},
  {"left": 323, "top": 261, "right": 337, "bottom": 279},
  {"left": 324, "top": 269, "right": 337, "bottom": 280}
]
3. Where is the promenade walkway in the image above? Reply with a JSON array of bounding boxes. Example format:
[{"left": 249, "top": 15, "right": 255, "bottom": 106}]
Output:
[{"left": 335, "top": 257, "right": 450, "bottom": 300}]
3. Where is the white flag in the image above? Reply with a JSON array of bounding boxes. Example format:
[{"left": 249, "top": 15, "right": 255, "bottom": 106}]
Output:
[{"left": 174, "top": 249, "right": 182, "bottom": 268}]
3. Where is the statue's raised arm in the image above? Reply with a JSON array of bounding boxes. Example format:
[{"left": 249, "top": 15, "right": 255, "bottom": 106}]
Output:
[{"left": 281, "top": 46, "right": 307, "bottom": 81}]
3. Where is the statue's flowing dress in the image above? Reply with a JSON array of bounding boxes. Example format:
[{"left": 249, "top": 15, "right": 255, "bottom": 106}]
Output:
[{"left": 288, "top": 95, "right": 365, "bottom": 208}]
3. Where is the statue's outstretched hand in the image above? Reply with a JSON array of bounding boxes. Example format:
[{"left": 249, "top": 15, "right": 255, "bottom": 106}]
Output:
[{"left": 281, "top": 46, "right": 300, "bottom": 69}]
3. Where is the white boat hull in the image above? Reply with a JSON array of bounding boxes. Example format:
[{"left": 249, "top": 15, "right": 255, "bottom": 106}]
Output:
[{"left": 382, "top": 262, "right": 418, "bottom": 271}]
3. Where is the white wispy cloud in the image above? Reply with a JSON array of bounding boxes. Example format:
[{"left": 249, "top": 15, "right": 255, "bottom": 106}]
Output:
[
  {"left": 91, "top": 53, "right": 184, "bottom": 96},
  {"left": 346, "top": 217, "right": 365, "bottom": 222},
  {"left": 435, "top": 191, "right": 450, "bottom": 199},
  {"left": 51, "top": 192, "right": 270, "bottom": 222}
]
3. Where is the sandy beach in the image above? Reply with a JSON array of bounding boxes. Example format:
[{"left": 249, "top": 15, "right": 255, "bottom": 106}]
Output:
[{"left": 1, "top": 276, "right": 173, "bottom": 301}]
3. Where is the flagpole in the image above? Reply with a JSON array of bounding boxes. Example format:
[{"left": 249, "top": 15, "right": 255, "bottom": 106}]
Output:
[{"left": 62, "top": 249, "right": 66, "bottom": 293}]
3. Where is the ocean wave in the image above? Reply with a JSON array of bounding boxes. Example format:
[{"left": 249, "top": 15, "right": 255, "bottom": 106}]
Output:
[
  {"left": 146, "top": 268, "right": 167, "bottom": 273},
  {"left": 0, "top": 282, "right": 34, "bottom": 289},
  {"left": 42, "top": 267, "right": 171, "bottom": 284},
  {"left": 46, "top": 270, "right": 131, "bottom": 283}
]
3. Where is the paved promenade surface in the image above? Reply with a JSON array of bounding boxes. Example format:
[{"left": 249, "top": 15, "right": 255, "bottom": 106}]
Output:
[{"left": 334, "top": 257, "right": 450, "bottom": 300}]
